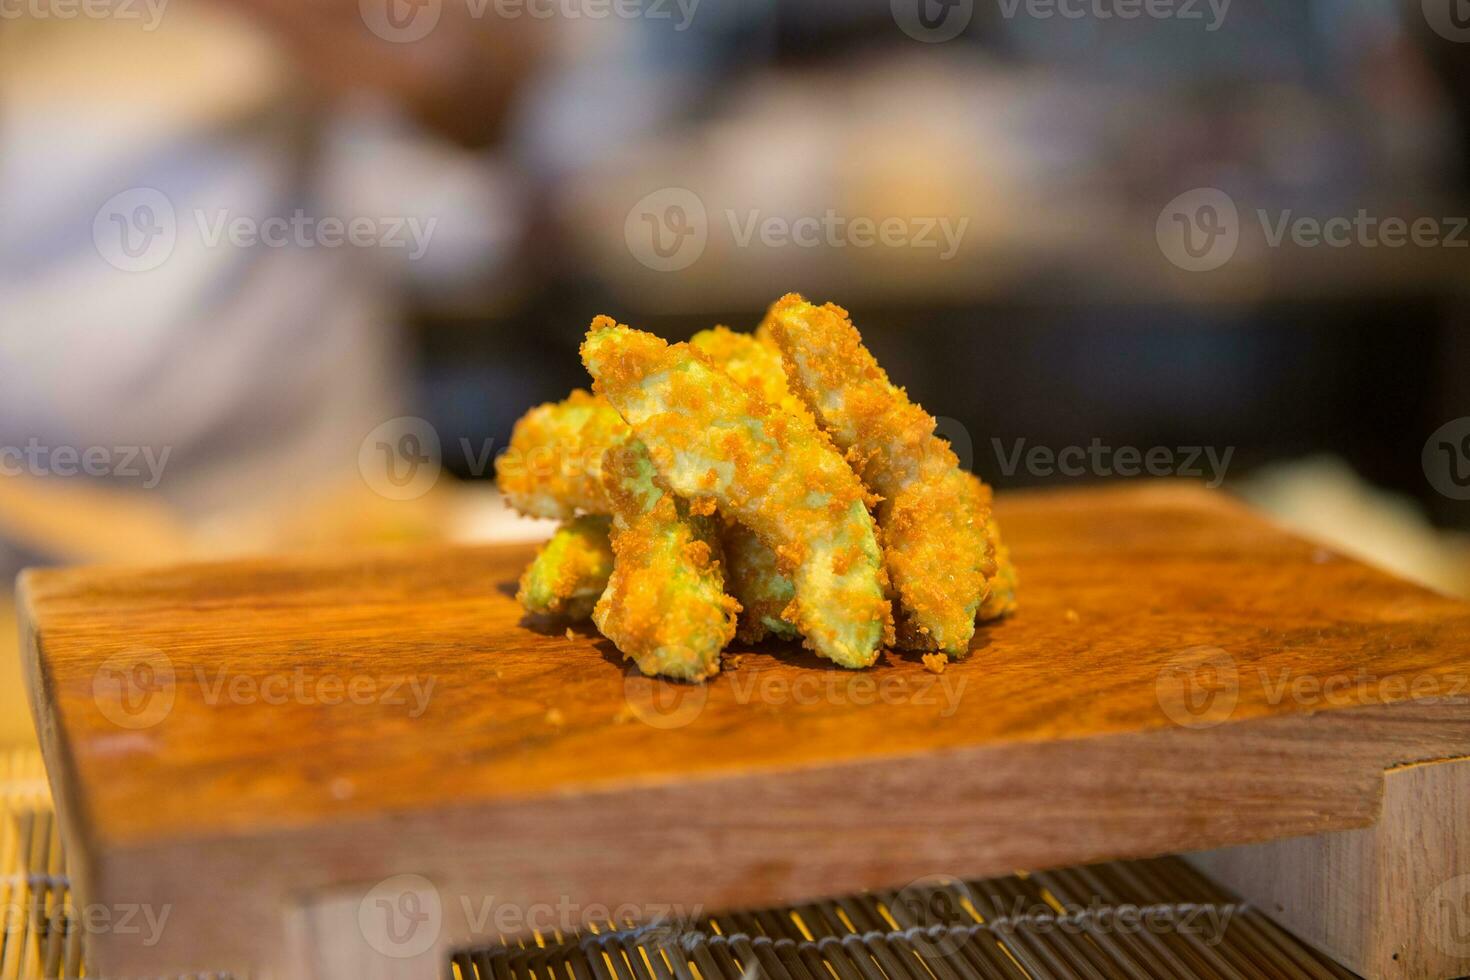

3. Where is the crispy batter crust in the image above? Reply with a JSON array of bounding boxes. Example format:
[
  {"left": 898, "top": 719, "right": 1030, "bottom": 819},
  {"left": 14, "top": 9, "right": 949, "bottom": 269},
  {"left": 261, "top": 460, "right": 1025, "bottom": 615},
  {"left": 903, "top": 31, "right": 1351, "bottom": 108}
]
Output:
[
  {"left": 496, "top": 389, "right": 631, "bottom": 519},
  {"left": 690, "top": 326, "right": 817, "bottom": 426},
  {"left": 721, "top": 520, "right": 799, "bottom": 643},
  {"left": 593, "top": 440, "right": 739, "bottom": 681},
  {"left": 763, "top": 294, "right": 997, "bottom": 657},
  {"left": 517, "top": 515, "right": 615, "bottom": 620},
  {"left": 583, "top": 317, "right": 892, "bottom": 668},
  {"left": 979, "top": 515, "right": 1018, "bottom": 621}
]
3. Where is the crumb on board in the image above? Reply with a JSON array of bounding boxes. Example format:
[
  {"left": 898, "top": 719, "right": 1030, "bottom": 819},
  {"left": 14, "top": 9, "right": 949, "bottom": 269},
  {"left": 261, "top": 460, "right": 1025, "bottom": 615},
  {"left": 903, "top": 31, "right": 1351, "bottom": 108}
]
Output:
[
  {"left": 921, "top": 653, "right": 947, "bottom": 674},
  {"left": 723, "top": 653, "right": 746, "bottom": 670},
  {"left": 565, "top": 627, "right": 576, "bottom": 641},
  {"left": 1065, "top": 609, "right": 1079, "bottom": 623},
  {"left": 612, "top": 704, "right": 636, "bottom": 725},
  {"left": 545, "top": 707, "right": 566, "bottom": 727}
]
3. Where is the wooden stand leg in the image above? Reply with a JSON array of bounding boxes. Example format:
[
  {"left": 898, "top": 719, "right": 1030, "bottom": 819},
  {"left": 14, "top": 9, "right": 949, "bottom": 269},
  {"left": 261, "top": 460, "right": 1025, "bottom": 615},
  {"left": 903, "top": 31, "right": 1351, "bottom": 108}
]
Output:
[{"left": 1190, "top": 756, "right": 1470, "bottom": 979}]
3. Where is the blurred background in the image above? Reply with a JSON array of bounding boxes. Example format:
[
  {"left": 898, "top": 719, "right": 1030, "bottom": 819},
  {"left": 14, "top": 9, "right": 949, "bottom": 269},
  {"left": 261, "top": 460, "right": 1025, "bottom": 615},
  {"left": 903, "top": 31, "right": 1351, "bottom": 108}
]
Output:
[{"left": 3, "top": 0, "right": 1470, "bottom": 741}]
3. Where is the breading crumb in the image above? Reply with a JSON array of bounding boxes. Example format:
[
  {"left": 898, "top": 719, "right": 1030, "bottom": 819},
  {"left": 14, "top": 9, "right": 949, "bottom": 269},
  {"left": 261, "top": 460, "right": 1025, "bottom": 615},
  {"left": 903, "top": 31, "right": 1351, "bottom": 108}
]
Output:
[
  {"left": 545, "top": 708, "right": 566, "bottom": 727},
  {"left": 921, "top": 653, "right": 947, "bottom": 674},
  {"left": 565, "top": 627, "right": 576, "bottom": 641},
  {"left": 1064, "top": 609, "right": 1079, "bottom": 623}
]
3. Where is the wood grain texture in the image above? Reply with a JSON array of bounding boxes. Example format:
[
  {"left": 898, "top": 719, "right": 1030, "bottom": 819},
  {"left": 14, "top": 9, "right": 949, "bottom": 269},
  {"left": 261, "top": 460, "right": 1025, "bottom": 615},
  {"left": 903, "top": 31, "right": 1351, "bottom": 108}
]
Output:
[
  {"left": 18, "top": 483, "right": 1470, "bottom": 977},
  {"left": 1191, "top": 755, "right": 1470, "bottom": 979}
]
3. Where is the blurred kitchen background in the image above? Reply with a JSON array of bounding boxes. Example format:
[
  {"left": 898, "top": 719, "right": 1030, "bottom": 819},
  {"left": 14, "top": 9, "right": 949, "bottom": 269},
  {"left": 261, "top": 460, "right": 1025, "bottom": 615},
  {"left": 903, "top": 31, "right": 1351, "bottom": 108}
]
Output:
[{"left": 3, "top": 0, "right": 1470, "bottom": 740}]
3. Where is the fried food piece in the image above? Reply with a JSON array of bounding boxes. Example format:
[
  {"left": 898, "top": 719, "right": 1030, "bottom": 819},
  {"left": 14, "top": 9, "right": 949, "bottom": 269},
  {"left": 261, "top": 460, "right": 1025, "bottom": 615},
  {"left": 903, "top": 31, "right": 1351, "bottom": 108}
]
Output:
[
  {"left": 690, "top": 327, "right": 804, "bottom": 641},
  {"left": 721, "top": 521, "right": 799, "bottom": 643},
  {"left": 496, "top": 389, "right": 631, "bottom": 519},
  {"left": 763, "top": 294, "right": 997, "bottom": 658},
  {"left": 582, "top": 317, "right": 892, "bottom": 668},
  {"left": 690, "top": 326, "right": 815, "bottom": 425},
  {"left": 594, "top": 440, "right": 739, "bottom": 681},
  {"left": 517, "top": 515, "right": 614, "bottom": 621},
  {"left": 978, "top": 516, "right": 1018, "bottom": 621}
]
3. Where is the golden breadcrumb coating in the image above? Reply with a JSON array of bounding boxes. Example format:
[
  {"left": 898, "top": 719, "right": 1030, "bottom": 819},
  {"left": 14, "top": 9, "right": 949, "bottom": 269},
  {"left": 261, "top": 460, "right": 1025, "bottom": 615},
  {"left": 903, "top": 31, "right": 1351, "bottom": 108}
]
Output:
[
  {"left": 496, "top": 389, "right": 631, "bottom": 519},
  {"left": 690, "top": 327, "right": 807, "bottom": 642},
  {"left": 517, "top": 514, "right": 615, "bottom": 621},
  {"left": 763, "top": 294, "right": 998, "bottom": 658},
  {"left": 721, "top": 520, "right": 799, "bottom": 643},
  {"left": 583, "top": 317, "right": 892, "bottom": 668},
  {"left": 690, "top": 326, "right": 816, "bottom": 426},
  {"left": 979, "top": 515, "right": 1018, "bottom": 621},
  {"left": 593, "top": 440, "right": 739, "bottom": 681}
]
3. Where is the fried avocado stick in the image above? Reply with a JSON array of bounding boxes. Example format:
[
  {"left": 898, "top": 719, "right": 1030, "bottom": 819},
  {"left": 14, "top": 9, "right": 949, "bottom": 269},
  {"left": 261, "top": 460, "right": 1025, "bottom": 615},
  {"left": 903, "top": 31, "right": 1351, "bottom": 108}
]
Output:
[
  {"left": 517, "top": 515, "right": 615, "bottom": 621},
  {"left": 978, "top": 516, "right": 1018, "bottom": 621},
  {"left": 594, "top": 440, "right": 739, "bottom": 681},
  {"left": 496, "top": 389, "right": 631, "bottom": 519},
  {"left": 690, "top": 327, "right": 805, "bottom": 642},
  {"left": 690, "top": 326, "right": 816, "bottom": 426},
  {"left": 721, "top": 521, "right": 799, "bottom": 643},
  {"left": 582, "top": 318, "right": 893, "bottom": 668},
  {"left": 763, "top": 294, "right": 996, "bottom": 658}
]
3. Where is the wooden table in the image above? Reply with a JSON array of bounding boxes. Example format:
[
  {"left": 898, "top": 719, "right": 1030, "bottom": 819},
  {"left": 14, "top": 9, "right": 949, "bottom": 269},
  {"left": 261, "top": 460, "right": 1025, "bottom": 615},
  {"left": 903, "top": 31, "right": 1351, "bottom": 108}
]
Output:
[{"left": 20, "top": 484, "right": 1470, "bottom": 978}]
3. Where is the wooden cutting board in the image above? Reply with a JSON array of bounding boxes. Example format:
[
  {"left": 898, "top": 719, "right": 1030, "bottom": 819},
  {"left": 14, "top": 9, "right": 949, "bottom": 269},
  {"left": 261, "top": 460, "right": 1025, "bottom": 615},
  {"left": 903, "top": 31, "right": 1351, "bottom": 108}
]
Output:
[{"left": 19, "top": 484, "right": 1470, "bottom": 978}]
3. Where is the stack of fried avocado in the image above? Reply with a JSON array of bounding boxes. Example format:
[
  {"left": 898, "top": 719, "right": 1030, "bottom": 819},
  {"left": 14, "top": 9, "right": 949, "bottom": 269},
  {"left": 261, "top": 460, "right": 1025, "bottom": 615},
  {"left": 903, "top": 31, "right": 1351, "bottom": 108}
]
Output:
[{"left": 495, "top": 294, "right": 1017, "bottom": 682}]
